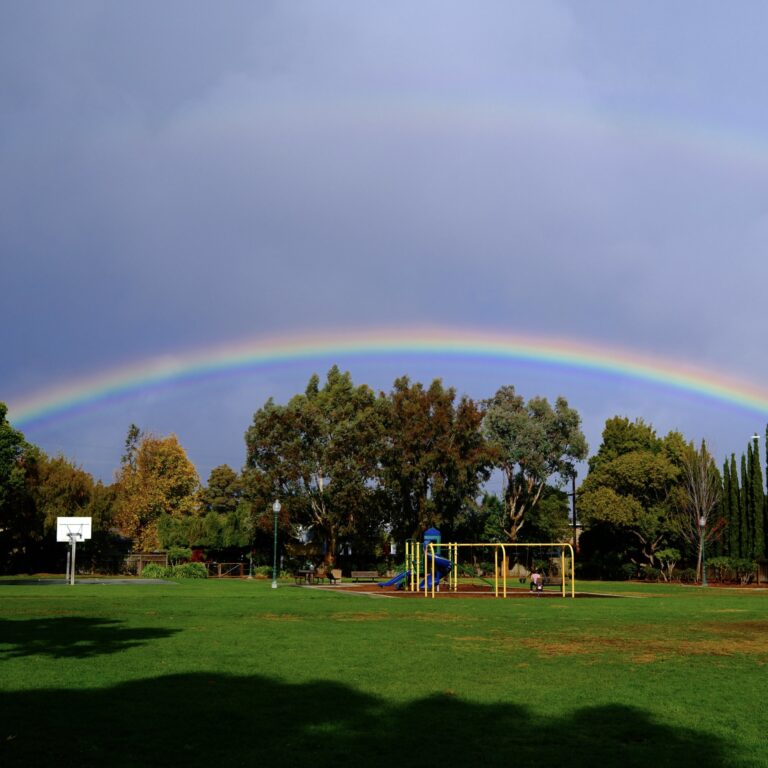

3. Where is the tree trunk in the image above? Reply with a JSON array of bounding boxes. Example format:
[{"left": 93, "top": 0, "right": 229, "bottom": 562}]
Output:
[{"left": 696, "top": 531, "right": 704, "bottom": 582}]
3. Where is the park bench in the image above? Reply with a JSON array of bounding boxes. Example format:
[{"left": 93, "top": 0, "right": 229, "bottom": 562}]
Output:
[{"left": 351, "top": 570, "right": 378, "bottom": 582}]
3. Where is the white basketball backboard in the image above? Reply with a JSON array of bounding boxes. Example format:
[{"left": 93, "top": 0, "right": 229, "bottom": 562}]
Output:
[{"left": 56, "top": 517, "right": 92, "bottom": 542}]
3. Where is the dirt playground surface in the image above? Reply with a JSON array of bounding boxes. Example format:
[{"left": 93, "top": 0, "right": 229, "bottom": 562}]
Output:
[{"left": 307, "top": 582, "right": 620, "bottom": 598}]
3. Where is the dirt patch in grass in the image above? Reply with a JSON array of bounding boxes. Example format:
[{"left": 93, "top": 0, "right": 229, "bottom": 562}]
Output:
[
  {"left": 519, "top": 623, "right": 768, "bottom": 663},
  {"left": 260, "top": 613, "right": 304, "bottom": 622},
  {"left": 704, "top": 619, "right": 768, "bottom": 635},
  {"left": 329, "top": 612, "right": 388, "bottom": 622}
]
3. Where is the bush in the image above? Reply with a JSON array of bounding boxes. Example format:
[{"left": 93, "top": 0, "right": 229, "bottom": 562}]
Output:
[
  {"left": 620, "top": 563, "right": 638, "bottom": 580},
  {"left": 172, "top": 562, "right": 208, "bottom": 579},
  {"left": 167, "top": 546, "right": 193, "bottom": 565},
  {"left": 140, "top": 563, "right": 171, "bottom": 579},
  {"left": 707, "top": 556, "right": 732, "bottom": 582},
  {"left": 678, "top": 568, "right": 697, "bottom": 583},
  {"left": 642, "top": 567, "right": 661, "bottom": 582},
  {"left": 730, "top": 558, "right": 756, "bottom": 584},
  {"left": 253, "top": 565, "right": 274, "bottom": 578}
]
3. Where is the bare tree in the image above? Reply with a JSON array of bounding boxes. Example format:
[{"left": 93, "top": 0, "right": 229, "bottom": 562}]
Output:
[{"left": 678, "top": 441, "right": 724, "bottom": 581}]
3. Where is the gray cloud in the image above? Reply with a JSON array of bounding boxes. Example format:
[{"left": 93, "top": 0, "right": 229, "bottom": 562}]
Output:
[{"left": 3, "top": 2, "right": 768, "bottom": 478}]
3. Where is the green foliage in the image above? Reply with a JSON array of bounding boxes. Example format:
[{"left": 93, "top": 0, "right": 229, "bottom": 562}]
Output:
[
  {"left": 140, "top": 563, "right": 171, "bottom": 578},
  {"left": 171, "top": 562, "right": 208, "bottom": 579},
  {"left": 0, "top": 404, "right": 36, "bottom": 573},
  {"left": 723, "top": 557, "right": 757, "bottom": 584},
  {"left": 483, "top": 386, "right": 587, "bottom": 541},
  {"left": 677, "top": 568, "right": 697, "bottom": 583},
  {"left": 655, "top": 547, "right": 681, "bottom": 582},
  {"left": 620, "top": 563, "right": 638, "bottom": 580},
  {"left": 246, "top": 366, "right": 385, "bottom": 563},
  {"left": 140, "top": 562, "right": 208, "bottom": 579},
  {"left": 641, "top": 566, "right": 661, "bottom": 582},
  {"left": 167, "top": 546, "right": 192, "bottom": 565},
  {"left": 579, "top": 417, "right": 683, "bottom": 568},
  {"left": 380, "top": 376, "right": 492, "bottom": 540}
]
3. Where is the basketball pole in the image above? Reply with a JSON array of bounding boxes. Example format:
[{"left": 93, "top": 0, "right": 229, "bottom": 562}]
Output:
[{"left": 69, "top": 532, "right": 78, "bottom": 586}]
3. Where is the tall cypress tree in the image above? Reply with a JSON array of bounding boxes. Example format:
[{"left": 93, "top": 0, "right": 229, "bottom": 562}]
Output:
[
  {"left": 730, "top": 454, "right": 741, "bottom": 557},
  {"left": 741, "top": 451, "right": 751, "bottom": 559},
  {"left": 750, "top": 439, "right": 765, "bottom": 560},
  {"left": 718, "top": 459, "right": 733, "bottom": 557},
  {"left": 764, "top": 424, "right": 768, "bottom": 558}
]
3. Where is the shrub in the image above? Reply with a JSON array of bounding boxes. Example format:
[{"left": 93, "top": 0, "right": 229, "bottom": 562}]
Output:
[
  {"left": 620, "top": 563, "right": 638, "bottom": 580},
  {"left": 730, "top": 558, "right": 756, "bottom": 584},
  {"left": 253, "top": 565, "right": 274, "bottom": 578},
  {"left": 678, "top": 568, "right": 697, "bottom": 583},
  {"left": 172, "top": 562, "right": 208, "bottom": 579},
  {"left": 642, "top": 567, "right": 661, "bottom": 582},
  {"left": 707, "top": 556, "right": 732, "bottom": 582},
  {"left": 167, "top": 546, "right": 193, "bottom": 565},
  {"left": 141, "top": 563, "right": 171, "bottom": 579}
]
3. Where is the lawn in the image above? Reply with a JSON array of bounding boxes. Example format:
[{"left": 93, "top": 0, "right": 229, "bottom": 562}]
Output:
[{"left": 1, "top": 579, "right": 766, "bottom": 767}]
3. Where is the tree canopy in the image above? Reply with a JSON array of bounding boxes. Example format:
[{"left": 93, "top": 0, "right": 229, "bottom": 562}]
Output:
[{"left": 482, "top": 386, "right": 587, "bottom": 541}]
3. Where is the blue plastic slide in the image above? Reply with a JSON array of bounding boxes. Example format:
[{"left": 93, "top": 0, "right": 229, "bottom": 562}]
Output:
[
  {"left": 418, "top": 552, "right": 452, "bottom": 589},
  {"left": 378, "top": 570, "right": 409, "bottom": 588}
]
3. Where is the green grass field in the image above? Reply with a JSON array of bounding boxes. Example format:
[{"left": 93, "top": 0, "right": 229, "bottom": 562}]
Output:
[{"left": 1, "top": 579, "right": 766, "bottom": 767}]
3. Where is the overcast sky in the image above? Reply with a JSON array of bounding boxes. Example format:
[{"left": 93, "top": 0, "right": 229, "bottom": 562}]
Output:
[{"left": 3, "top": 1, "right": 768, "bottom": 484}]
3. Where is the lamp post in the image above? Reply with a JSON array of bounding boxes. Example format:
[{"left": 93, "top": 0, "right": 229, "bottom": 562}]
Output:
[
  {"left": 271, "top": 499, "right": 281, "bottom": 589},
  {"left": 699, "top": 515, "right": 708, "bottom": 587}
]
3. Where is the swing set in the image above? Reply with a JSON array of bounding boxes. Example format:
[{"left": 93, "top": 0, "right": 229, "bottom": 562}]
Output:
[{"left": 403, "top": 539, "right": 575, "bottom": 598}]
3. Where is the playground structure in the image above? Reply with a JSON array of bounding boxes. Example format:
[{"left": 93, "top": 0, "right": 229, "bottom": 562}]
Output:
[{"left": 380, "top": 538, "right": 576, "bottom": 598}]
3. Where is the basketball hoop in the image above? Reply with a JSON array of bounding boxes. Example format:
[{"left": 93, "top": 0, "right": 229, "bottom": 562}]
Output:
[{"left": 56, "top": 517, "right": 92, "bottom": 585}]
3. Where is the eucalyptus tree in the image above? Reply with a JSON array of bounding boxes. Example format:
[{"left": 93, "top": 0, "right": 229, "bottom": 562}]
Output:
[
  {"left": 245, "top": 366, "right": 384, "bottom": 564},
  {"left": 378, "top": 377, "right": 492, "bottom": 540},
  {"left": 482, "top": 386, "right": 587, "bottom": 541}
]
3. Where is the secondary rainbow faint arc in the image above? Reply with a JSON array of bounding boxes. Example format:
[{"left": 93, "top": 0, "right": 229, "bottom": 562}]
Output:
[{"left": 8, "top": 328, "right": 768, "bottom": 427}]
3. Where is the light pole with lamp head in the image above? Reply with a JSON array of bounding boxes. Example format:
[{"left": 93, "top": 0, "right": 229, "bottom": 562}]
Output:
[
  {"left": 699, "top": 515, "right": 708, "bottom": 587},
  {"left": 272, "top": 499, "right": 281, "bottom": 589}
]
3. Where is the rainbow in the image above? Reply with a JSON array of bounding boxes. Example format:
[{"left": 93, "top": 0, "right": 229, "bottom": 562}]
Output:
[{"left": 8, "top": 327, "right": 768, "bottom": 427}]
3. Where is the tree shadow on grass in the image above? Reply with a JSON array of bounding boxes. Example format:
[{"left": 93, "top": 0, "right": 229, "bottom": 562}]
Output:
[
  {"left": 0, "top": 618, "right": 179, "bottom": 659},
  {"left": 0, "top": 673, "right": 748, "bottom": 768}
]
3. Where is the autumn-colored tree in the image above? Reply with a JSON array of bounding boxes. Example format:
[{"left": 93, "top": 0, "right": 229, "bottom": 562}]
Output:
[{"left": 113, "top": 431, "right": 200, "bottom": 551}]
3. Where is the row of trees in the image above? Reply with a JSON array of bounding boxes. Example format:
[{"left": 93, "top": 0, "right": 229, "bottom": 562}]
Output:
[
  {"left": 3, "top": 368, "right": 768, "bottom": 578},
  {"left": 577, "top": 417, "right": 768, "bottom": 580},
  {"left": 244, "top": 368, "right": 587, "bottom": 562},
  {"left": 0, "top": 370, "right": 587, "bottom": 573}
]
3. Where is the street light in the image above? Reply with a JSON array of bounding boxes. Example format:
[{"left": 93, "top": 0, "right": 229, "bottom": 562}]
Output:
[
  {"left": 272, "top": 499, "right": 281, "bottom": 589},
  {"left": 699, "top": 514, "right": 708, "bottom": 587}
]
